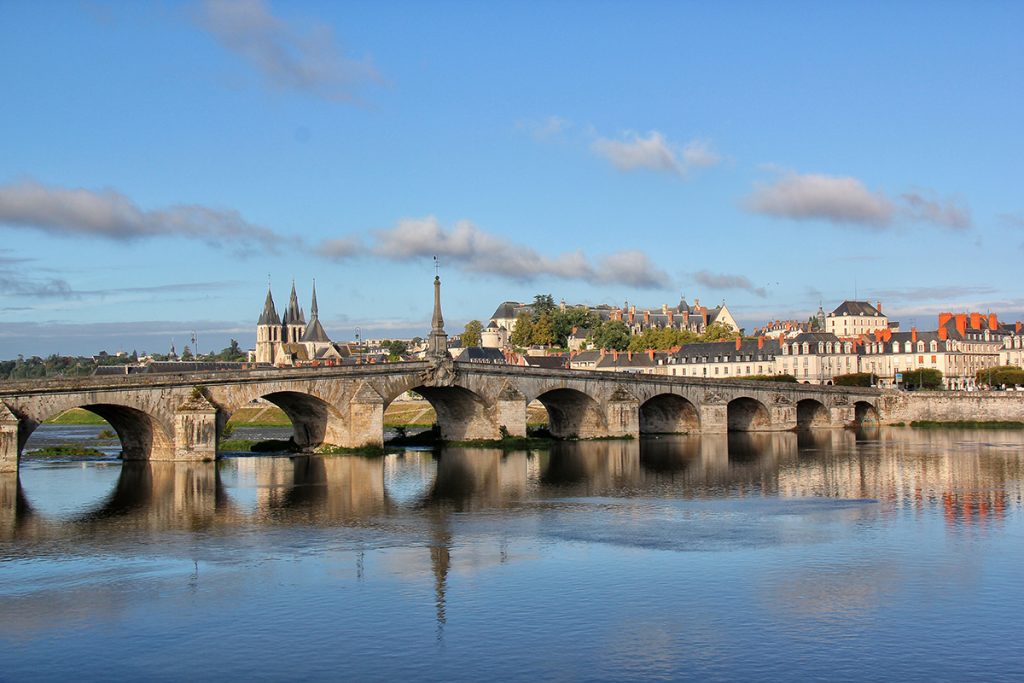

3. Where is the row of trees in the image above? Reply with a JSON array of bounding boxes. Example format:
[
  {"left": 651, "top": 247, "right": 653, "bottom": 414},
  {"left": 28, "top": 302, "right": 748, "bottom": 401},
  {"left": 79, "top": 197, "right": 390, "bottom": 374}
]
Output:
[
  {"left": 461, "top": 294, "right": 740, "bottom": 352},
  {"left": 0, "top": 340, "right": 249, "bottom": 380},
  {"left": 976, "top": 366, "right": 1024, "bottom": 387}
]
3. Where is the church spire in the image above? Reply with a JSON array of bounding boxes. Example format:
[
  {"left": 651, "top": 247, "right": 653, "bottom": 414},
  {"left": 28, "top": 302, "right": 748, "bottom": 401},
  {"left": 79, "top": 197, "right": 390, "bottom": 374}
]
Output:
[
  {"left": 258, "top": 284, "right": 281, "bottom": 326},
  {"left": 310, "top": 279, "right": 319, "bottom": 319},
  {"left": 427, "top": 275, "right": 449, "bottom": 358},
  {"left": 283, "top": 279, "right": 306, "bottom": 326}
]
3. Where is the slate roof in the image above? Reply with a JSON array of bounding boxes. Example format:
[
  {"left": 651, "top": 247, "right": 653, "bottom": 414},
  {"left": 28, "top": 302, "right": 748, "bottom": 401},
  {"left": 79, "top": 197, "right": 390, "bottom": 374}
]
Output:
[
  {"left": 258, "top": 288, "right": 281, "bottom": 326},
  {"left": 490, "top": 301, "right": 525, "bottom": 320},
  {"left": 671, "top": 338, "right": 780, "bottom": 360},
  {"left": 300, "top": 317, "right": 331, "bottom": 343},
  {"left": 283, "top": 282, "right": 306, "bottom": 326},
  {"left": 830, "top": 300, "right": 883, "bottom": 317},
  {"left": 459, "top": 347, "right": 507, "bottom": 363}
]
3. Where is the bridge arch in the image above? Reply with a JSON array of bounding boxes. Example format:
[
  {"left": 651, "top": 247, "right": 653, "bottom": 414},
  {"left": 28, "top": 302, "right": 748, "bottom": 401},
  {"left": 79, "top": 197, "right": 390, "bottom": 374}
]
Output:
[
  {"left": 796, "top": 399, "right": 831, "bottom": 430},
  {"left": 257, "top": 390, "right": 348, "bottom": 449},
  {"left": 412, "top": 385, "right": 499, "bottom": 441},
  {"left": 533, "top": 388, "right": 606, "bottom": 439},
  {"left": 854, "top": 401, "right": 880, "bottom": 427},
  {"left": 639, "top": 394, "right": 699, "bottom": 434},
  {"left": 727, "top": 397, "right": 771, "bottom": 432},
  {"left": 22, "top": 403, "right": 174, "bottom": 461}
]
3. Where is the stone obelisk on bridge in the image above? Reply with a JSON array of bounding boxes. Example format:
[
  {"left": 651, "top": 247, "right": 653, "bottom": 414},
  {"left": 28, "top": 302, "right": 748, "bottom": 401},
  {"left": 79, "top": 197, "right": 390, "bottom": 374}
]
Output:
[{"left": 426, "top": 275, "right": 449, "bottom": 359}]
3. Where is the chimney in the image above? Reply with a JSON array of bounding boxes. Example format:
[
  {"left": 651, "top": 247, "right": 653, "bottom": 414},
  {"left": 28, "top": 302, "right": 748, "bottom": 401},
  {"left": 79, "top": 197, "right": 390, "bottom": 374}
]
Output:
[
  {"left": 955, "top": 314, "right": 967, "bottom": 336},
  {"left": 667, "top": 311, "right": 673, "bottom": 326},
  {"left": 662, "top": 303, "right": 668, "bottom": 315},
  {"left": 938, "top": 312, "right": 953, "bottom": 329},
  {"left": 989, "top": 313, "right": 998, "bottom": 330},
  {"left": 876, "top": 301, "right": 882, "bottom": 313},
  {"left": 627, "top": 351, "right": 633, "bottom": 361},
  {"left": 612, "top": 350, "right": 619, "bottom": 362},
  {"left": 628, "top": 310, "right": 634, "bottom": 323},
  {"left": 1017, "top": 321, "right": 1022, "bottom": 334},
  {"left": 643, "top": 310, "right": 650, "bottom": 323},
  {"left": 970, "top": 312, "right": 982, "bottom": 330},
  {"left": 939, "top": 326, "right": 948, "bottom": 341},
  {"left": 758, "top": 336, "right": 764, "bottom": 350},
  {"left": 648, "top": 349, "right": 655, "bottom": 361},
  {"left": 735, "top": 336, "right": 742, "bottom": 350},
  {"left": 911, "top": 327, "right": 917, "bottom": 343},
  {"left": 600, "top": 348, "right": 606, "bottom": 358}
]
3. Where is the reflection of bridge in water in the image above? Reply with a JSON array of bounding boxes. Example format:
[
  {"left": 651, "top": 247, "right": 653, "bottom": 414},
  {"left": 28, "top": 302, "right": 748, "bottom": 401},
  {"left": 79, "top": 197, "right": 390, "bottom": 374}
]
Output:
[{"left": 6, "top": 430, "right": 1024, "bottom": 541}]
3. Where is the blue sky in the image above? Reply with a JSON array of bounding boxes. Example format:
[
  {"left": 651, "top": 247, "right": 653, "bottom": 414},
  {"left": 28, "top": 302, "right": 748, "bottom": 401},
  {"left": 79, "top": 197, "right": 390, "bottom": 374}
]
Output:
[{"left": 1, "top": 0, "right": 1021, "bottom": 357}]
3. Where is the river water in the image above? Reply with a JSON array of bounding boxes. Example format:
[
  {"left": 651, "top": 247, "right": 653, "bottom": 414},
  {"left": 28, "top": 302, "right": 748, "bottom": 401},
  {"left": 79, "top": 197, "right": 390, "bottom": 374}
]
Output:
[{"left": 2, "top": 426, "right": 1023, "bottom": 681}]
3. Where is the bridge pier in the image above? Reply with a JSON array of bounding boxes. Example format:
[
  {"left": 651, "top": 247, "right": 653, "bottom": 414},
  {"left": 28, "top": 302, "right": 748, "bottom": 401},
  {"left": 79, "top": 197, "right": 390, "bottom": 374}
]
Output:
[
  {"left": 348, "top": 383, "right": 384, "bottom": 448},
  {"left": 494, "top": 385, "right": 527, "bottom": 437},
  {"left": 830, "top": 404, "right": 856, "bottom": 429},
  {"left": 699, "top": 403, "right": 728, "bottom": 434},
  {"left": 769, "top": 403, "right": 797, "bottom": 431},
  {"left": 173, "top": 392, "right": 218, "bottom": 462},
  {"left": 605, "top": 389, "right": 640, "bottom": 438},
  {"left": 0, "top": 404, "right": 20, "bottom": 473}
]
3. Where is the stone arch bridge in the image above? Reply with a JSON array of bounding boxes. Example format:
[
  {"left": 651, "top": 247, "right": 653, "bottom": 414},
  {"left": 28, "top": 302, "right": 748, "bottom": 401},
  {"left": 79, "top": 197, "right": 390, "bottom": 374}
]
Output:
[{"left": 0, "top": 359, "right": 883, "bottom": 472}]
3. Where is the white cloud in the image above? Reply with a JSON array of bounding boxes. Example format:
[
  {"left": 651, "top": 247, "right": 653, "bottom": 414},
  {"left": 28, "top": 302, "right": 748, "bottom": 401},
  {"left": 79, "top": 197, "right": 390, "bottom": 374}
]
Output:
[
  {"left": 366, "top": 216, "right": 670, "bottom": 288},
  {"left": 0, "top": 179, "right": 296, "bottom": 252},
  {"left": 900, "top": 191, "right": 971, "bottom": 230},
  {"left": 745, "top": 172, "right": 894, "bottom": 227},
  {"left": 194, "top": 0, "right": 380, "bottom": 102},
  {"left": 999, "top": 212, "right": 1024, "bottom": 228},
  {"left": 692, "top": 270, "right": 767, "bottom": 298},
  {"left": 318, "top": 236, "right": 363, "bottom": 260},
  {"left": 591, "top": 131, "right": 720, "bottom": 177},
  {"left": 518, "top": 115, "right": 572, "bottom": 141},
  {"left": 681, "top": 139, "right": 721, "bottom": 168}
]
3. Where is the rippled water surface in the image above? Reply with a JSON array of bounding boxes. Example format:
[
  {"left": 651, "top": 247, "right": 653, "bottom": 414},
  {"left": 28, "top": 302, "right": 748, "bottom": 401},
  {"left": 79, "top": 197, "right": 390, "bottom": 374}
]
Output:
[{"left": 3, "top": 427, "right": 1024, "bottom": 681}]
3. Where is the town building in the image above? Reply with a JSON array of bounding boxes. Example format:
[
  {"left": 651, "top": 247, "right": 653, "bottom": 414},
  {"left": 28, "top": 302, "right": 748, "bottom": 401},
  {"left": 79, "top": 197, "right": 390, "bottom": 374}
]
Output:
[
  {"left": 776, "top": 332, "right": 859, "bottom": 385},
  {"left": 825, "top": 300, "right": 891, "bottom": 338},
  {"left": 662, "top": 336, "right": 782, "bottom": 380}
]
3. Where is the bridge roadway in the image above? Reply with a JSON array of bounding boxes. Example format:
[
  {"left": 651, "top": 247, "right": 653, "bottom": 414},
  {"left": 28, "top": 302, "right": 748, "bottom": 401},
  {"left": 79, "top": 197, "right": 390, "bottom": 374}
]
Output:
[{"left": 0, "top": 357, "right": 883, "bottom": 472}]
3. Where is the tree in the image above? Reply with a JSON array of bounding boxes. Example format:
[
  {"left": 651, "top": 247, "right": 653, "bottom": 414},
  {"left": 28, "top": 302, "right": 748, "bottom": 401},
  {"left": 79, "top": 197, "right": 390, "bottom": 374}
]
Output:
[
  {"left": 700, "top": 322, "right": 735, "bottom": 342},
  {"left": 902, "top": 368, "right": 943, "bottom": 390},
  {"left": 592, "top": 320, "right": 631, "bottom": 351},
  {"left": 510, "top": 312, "right": 533, "bottom": 347},
  {"left": 384, "top": 339, "right": 408, "bottom": 360},
  {"left": 532, "top": 294, "right": 556, "bottom": 316},
  {"left": 462, "top": 320, "right": 483, "bottom": 347},
  {"left": 181, "top": 345, "right": 193, "bottom": 361},
  {"left": 532, "top": 312, "right": 556, "bottom": 346},
  {"left": 975, "top": 366, "right": 1024, "bottom": 388},
  {"left": 550, "top": 307, "right": 601, "bottom": 348},
  {"left": 834, "top": 372, "right": 874, "bottom": 387}
]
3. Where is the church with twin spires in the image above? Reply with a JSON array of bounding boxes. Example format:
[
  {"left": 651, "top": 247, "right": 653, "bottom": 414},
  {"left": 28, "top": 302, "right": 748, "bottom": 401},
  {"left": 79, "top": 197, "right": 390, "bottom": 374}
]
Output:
[{"left": 255, "top": 281, "right": 343, "bottom": 366}]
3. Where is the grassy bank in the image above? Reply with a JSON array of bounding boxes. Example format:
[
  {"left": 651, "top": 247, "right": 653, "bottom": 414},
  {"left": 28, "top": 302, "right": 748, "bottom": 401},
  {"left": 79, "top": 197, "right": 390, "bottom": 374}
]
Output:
[
  {"left": 26, "top": 445, "right": 107, "bottom": 458},
  {"left": 45, "top": 409, "right": 109, "bottom": 425},
  {"left": 46, "top": 402, "right": 555, "bottom": 430},
  {"left": 910, "top": 420, "right": 1024, "bottom": 429}
]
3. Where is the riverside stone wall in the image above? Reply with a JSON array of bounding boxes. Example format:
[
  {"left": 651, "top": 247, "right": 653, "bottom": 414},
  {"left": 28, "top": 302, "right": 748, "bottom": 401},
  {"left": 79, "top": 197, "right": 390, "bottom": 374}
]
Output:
[{"left": 878, "top": 391, "right": 1024, "bottom": 423}]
